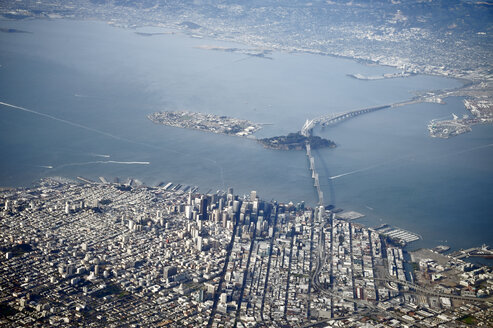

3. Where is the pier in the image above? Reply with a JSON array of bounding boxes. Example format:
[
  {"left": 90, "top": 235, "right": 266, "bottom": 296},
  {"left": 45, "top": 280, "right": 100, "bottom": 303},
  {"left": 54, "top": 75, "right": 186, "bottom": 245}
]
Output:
[{"left": 450, "top": 245, "right": 493, "bottom": 259}]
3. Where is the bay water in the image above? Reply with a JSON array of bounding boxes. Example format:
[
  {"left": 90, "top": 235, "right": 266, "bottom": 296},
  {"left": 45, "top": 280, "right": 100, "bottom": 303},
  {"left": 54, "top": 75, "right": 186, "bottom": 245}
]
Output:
[{"left": 1, "top": 19, "right": 492, "bottom": 252}]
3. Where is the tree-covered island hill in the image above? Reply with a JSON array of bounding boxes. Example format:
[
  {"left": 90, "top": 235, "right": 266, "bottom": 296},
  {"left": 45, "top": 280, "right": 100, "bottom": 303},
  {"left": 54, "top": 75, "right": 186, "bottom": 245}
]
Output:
[
  {"left": 257, "top": 132, "right": 335, "bottom": 150},
  {"left": 148, "top": 110, "right": 335, "bottom": 150}
]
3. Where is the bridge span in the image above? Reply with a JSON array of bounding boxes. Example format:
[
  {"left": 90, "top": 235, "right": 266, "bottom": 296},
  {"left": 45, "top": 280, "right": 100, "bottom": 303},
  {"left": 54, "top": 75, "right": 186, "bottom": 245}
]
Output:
[
  {"left": 302, "top": 105, "right": 391, "bottom": 205},
  {"left": 301, "top": 99, "right": 428, "bottom": 205},
  {"left": 301, "top": 105, "right": 391, "bottom": 137},
  {"left": 305, "top": 143, "right": 323, "bottom": 206}
]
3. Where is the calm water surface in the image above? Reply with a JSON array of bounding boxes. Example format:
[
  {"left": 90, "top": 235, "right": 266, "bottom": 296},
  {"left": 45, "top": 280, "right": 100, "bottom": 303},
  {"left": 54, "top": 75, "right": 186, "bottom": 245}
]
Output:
[{"left": 1, "top": 19, "right": 492, "bottom": 252}]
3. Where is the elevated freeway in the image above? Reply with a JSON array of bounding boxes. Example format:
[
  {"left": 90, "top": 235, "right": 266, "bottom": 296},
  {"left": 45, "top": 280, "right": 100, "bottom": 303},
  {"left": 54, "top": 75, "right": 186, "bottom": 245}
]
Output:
[{"left": 374, "top": 275, "right": 493, "bottom": 303}]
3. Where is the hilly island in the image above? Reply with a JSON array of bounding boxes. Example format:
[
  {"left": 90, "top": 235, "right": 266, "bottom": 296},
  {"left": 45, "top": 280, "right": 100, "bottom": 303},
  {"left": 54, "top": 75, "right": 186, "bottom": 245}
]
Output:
[{"left": 258, "top": 132, "right": 335, "bottom": 150}]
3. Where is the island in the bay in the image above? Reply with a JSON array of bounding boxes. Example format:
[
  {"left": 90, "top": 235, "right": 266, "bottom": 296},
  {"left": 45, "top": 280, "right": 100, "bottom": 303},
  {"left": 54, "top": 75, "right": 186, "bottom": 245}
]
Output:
[
  {"left": 258, "top": 132, "right": 335, "bottom": 150},
  {"left": 148, "top": 110, "right": 261, "bottom": 137},
  {"left": 348, "top": 71, "right": 415, "bottom": 81},
  {"left": 149, "top": 111, "right": 335, "bottom": 150}
]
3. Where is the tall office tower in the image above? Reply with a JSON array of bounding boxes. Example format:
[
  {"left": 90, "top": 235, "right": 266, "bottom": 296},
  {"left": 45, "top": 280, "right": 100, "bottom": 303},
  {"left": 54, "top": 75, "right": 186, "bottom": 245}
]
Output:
[
  {"left": 4, "top": 199, "right": 9, "bottom": 211},
  {"left": 250, "top": 190, "right": 257, "bottom": 201},
  {"left": 200, "top": 196, "right": 208, "bottom": 220},
  {"left": 232, "top": 200, "right": 240, "bottom": 213},
  {"left": 210, "top": 193, "right": 217, "bottom": 205},
  {"left": 64, "top": 202, "right": 70, "bottom": 214},
  {"left": 252, "top": 199, "right": 259, "bottom": 213},
  {"left": 185, "top": 205, "right": 192, "bottom": 219},
  {"left": 218, "top": 198, "right": 224, "bottom": 211},
  {"left": 227, "top": 187, "right": 234, "bottom": 202},
  {"left": 318, "top": 205, "right": 324, "bottom": 222},
  {"left": 197, "top": 236, "right": 203, "bottom": 251},
  {"left": 256, "top": 217, "right": 262, "bottom": 231},
  {"left": 187, "top": 191, "right": 192, "bottom": 206},
  {"left": 222, "top": 212, "right": 228, "bottom": 228}
]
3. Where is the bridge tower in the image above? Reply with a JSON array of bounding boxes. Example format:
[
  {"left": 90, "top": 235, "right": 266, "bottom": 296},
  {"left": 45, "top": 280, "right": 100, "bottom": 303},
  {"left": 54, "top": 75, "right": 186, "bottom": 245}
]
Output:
[{"left": 301, "top": 119, "right": 314, "bottom": 137}]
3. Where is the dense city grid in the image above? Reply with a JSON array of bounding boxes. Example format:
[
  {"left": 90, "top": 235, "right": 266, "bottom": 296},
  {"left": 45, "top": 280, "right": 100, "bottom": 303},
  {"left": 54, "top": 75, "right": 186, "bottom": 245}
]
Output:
[{"left": 1, "top": 179, "right": 492, "bottom": 327}]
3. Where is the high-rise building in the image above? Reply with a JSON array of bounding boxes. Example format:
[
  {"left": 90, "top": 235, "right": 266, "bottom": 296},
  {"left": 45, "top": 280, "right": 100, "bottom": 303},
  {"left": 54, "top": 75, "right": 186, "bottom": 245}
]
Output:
[
  {"left": 197, "top": 236, "right": 203, "bottom": 251},
  {"left": 163, "top": 266, "right": 177, "bottom": 279},
  {"left": 227, "top": 187, "right": 234, "bottom": 202},
  {"left": 185, "top": 205, "right": 192, "bottom": 219},
  {"left": 233, "top": 200, "right": 240, "bottom": 213},
  {"left": 200, "top": 196, "right": 208, "bottom": 220},
  {"left": 197, "top": 289, "right": 206, "bottom": 302}
]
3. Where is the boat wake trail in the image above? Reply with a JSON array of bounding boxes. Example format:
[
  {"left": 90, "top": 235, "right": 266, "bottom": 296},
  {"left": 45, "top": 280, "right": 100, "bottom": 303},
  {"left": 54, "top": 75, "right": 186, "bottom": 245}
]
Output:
[
  {"left": 89, "top": 153, "right": 111, "bottom": 158},
  {"left": 0, "top": 101, "right": 129, "bottom": 141},
  {"left": 329, "top": 155, "right": 410, "bottom": 180},
  {"left": 105, "top": 161, "right": 150, "bottom": 165},
  {"left": 330, "top": 143, "right": 493, "bottom": 181},
  {"left": 440, "top": 143, "right": 493, "bottom": 158},
  {"left": 0, "top": 101, "right": 165, "bottom": 151},
  {"left": 1, "top": 101, "right": 229, "bottom": 186},
  {"left": 329, "top": 166, "right": 378, "bottom": 180}
]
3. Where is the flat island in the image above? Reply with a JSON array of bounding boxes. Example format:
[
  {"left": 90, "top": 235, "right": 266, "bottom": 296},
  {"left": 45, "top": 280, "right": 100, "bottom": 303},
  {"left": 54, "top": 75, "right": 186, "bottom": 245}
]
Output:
[
  {"left": 149, "top": 111, "right": 336, "bottom": 150},
  {"left": 258, "top": 132, "right": 335, "bottom": 150},
  {"left": 348, "top": 72, "right": 415, "bottom": 80},
  {"left": 148, "top": 111, "right": 261, "bottom": 137}
]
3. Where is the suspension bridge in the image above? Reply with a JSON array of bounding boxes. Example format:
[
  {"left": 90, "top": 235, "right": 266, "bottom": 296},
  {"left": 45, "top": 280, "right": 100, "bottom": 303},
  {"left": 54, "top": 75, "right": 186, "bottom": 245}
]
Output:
[{"left": 301, "top": 105, "right": 391, "bottom": 137}]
